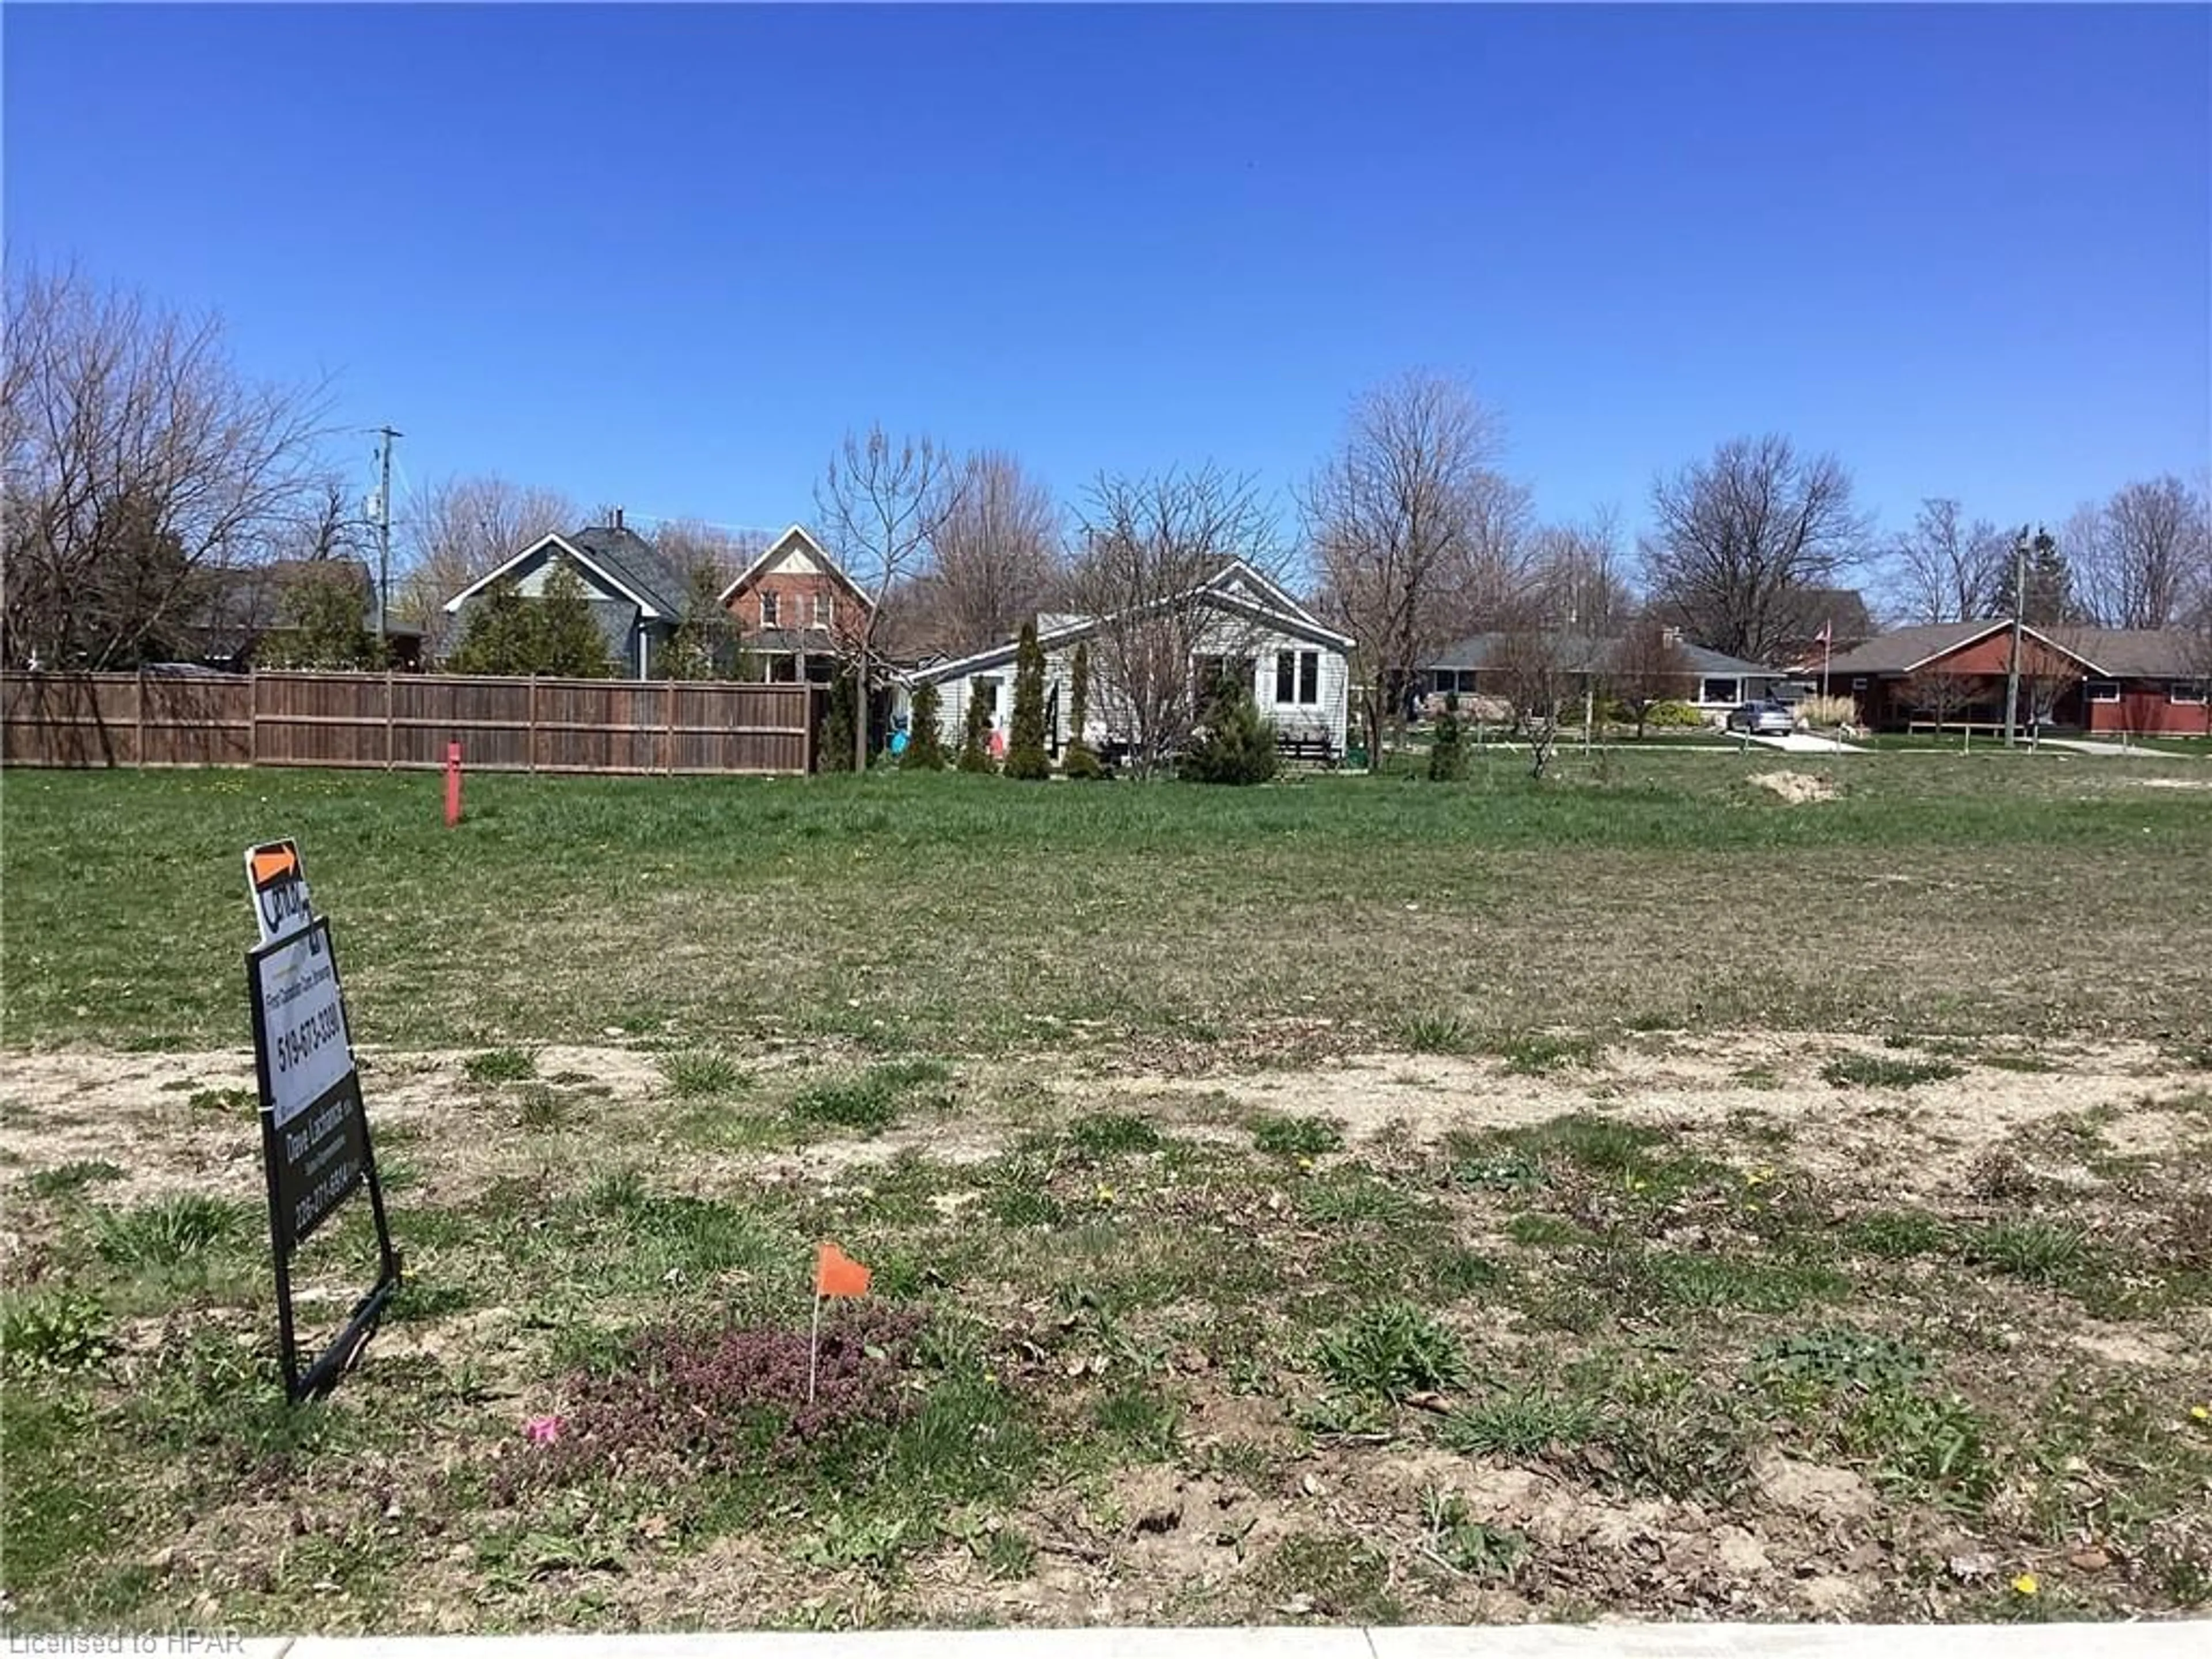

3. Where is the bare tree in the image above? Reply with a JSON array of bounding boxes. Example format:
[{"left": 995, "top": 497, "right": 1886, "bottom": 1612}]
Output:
[
  {"left": 2071, "top": 476, "right": 2210, "bottom": 630},
  {"left": 1069, "top": 463, "right": 1280, "bottom": 778},
  {"left": 1302, "top": 371, "right": 1524, "bottom": 770},
  {"left": 1885, "top": 498, "right": 2010, "bottom": 623},
  {"left": 395, "top": 474, "right": 579, "bottom": 661},
  {"left": 653, "top": 516, "right": 763, "bottom": 593},
  {"left": 1491, "top": 623, "right": 1573, "bottom": 778},
  {"left": 816, "top": 424, "right": 962, "bottom": 770},
  {"left": 1903, "top": 668, "right": 1976, "bottom": 738},
  {"left": 913, "top": 450, "right": 1064, "bottom": 657},
  {"left": 1607, "top": 618, "right": 1694, "bottom": 738},
  {"left": 1, "top": 262, "right": 334, "bottom": 669},
  {"left": 1642, "top": 434, "right": 1870, "bottom": 660},
  {"left": 2017, "top": 630, "right": 2085, "bottom": 740},
  {"left": 1528, "top": 506, "right": 1633, "bottom": 634}
]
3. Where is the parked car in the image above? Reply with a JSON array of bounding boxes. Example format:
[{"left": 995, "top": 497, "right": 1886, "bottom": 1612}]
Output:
[{"left": 1725, "top": 700, "right": 1796, "bottom": 736}]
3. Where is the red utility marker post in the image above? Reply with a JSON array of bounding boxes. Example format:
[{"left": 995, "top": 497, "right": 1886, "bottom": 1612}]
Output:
[{"left": 445, "top": 742, "right": 463, "bottom": 827}]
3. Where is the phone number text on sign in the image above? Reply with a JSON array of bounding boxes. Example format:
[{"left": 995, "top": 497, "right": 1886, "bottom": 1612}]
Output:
[{"left": 255, "top": 930, "right": 351, "bottom": 1131}]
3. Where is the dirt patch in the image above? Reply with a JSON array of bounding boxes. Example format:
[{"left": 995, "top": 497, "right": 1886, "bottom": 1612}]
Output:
[{"left": 1749, "top": 770, "right": 1838, "bottom": 804}]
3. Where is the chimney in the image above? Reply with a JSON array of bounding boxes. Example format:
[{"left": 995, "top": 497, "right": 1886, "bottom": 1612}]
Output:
[{"left": 612, "top": 506, "right": 624, "bottom": 531}]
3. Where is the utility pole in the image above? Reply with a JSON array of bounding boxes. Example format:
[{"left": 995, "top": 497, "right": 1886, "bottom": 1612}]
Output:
[
  {"left": 374, "top": 426, "right": 403, "bottom": 648},
  {"left": 2002, "top": 527, "right": 2027, "bottom": 747}
]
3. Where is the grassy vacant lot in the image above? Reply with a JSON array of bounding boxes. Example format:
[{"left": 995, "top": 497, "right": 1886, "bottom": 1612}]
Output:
[
  {"left": 4, "top": 748, "right": 2209, "bottom": 1054},
  {"left": 2, "top": 752, "right": 2209, "bottom": 1632}
]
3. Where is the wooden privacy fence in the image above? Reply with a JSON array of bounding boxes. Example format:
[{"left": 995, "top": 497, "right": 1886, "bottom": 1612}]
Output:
[{"left": 1, "top": 672, "right": 824, "bottom": 775}]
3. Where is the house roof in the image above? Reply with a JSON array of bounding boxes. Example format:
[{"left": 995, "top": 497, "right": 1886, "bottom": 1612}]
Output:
[
  {"left": 1816, "top": 620, "right": 2191, "bottom": 679},
  {"left": 907, "top": 559, "right": 1353, "bottom": 685},
  {"left": 717, "top": 525, "right": 873, "bottom": 611},
  {"left": 442, "top": 525, "right": 683, "bottom": 619},
  {"left": 1425, "top": 632, "right": 1776, "bottom": 679},
  {"left": 568, "top": 525, "right": 684, "bottom": 616},
  {"left": 181, "top": 559, "right": 406, "bottom": 651},
  {"left": 2067, "top": 628, "right": 2202, "bottom": 679}
]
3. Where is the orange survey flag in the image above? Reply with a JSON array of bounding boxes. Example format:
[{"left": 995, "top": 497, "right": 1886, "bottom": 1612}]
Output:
[{"left": 815, "top": 1241, "right": 870, "bottom": 1298}]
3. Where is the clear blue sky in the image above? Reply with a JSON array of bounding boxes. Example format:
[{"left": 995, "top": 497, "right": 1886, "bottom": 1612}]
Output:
[{"left": 6, "top": 3, "right": 2208, "bottom": 551}]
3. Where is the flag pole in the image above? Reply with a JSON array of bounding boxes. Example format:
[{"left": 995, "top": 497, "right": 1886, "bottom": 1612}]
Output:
[
  {"left": 808, "top": 1291, "right": 823, "bottom": 1405},
  {"left": 1821, "top": 620, "right": 1832, "bottom": 701}
]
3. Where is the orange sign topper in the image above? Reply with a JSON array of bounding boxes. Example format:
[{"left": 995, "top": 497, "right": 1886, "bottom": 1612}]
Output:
[{"left": 250, "top": 845, "right": 300, "bottom": 889}]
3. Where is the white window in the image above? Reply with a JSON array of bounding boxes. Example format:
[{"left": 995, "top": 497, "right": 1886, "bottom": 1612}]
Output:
[
  {"left": 1700, "top": 677, "right": 1738, "bottom": 705},
  {"left": 760, "top": 591, "right": 780, "bottom": 627},
  {"left": 2171, "top": 681, "right": 2207, "bottom": 705},
  {"left": 2086, "top": 679, "right": 2120, "bottom": 704},
  {"left": 973, "top": 676, "right": 1001, "bottom": 715},
  {"left": 813, "top": 593, "right": 833, "bottom": 630}
]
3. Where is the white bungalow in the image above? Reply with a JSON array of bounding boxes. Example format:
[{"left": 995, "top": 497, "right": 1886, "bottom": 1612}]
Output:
[{"left": 904, "top": 560, "right": 1353, "bottom": 767}]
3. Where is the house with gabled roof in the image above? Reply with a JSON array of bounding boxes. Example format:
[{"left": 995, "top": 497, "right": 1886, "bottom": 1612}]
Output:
[
  {"left": 1422, "top": 633, "right": 1785, "bottom": 718},
  {"left": 716, "top": 525, "right": 872, "bottom": 684},
  {"left": 1825, "top": 619, "right": 2209, "bottom": 737},
  {"left": 441, "top": 509, "right": 684, "bottom": 679},
  {"left": 903, "top": 560, "right": 1354, "bottom": 768}
]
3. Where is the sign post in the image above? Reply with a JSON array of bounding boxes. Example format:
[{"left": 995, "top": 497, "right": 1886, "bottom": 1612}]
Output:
[{"left": 244, "top": 842, "right": 401, "bottom": 1402}]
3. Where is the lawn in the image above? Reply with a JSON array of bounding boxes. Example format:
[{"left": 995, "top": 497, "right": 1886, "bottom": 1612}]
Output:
[
  {"left": 4, "top": 750, "right": 2209, "bottom": 1055},
  {"left": 2, "top": 754, "right": 2210, "bottom": 1633}
]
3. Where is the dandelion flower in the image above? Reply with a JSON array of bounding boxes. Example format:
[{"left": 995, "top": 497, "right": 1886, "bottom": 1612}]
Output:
[
  {"left": 1095, "top": 1182, "right": 1116, "bottom": 1204},
  {"left": 2191, "top": 1404, "right": 2210, "bottom": 1423},
  {"left": 2010, "top": 1573, "right": 2038, "bottom": 1597}
]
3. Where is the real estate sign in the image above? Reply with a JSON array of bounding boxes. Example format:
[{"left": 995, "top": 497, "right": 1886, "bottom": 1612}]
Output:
[{"left": 245, "top": 846, "right": 401, "bottom": 1402}]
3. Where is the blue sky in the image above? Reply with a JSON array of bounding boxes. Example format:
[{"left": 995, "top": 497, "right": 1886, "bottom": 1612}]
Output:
[{"left": 6, "top": 3, "right": 2207, "bottom": 554}]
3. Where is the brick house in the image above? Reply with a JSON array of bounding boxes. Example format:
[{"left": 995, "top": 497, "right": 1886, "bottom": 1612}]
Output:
[
  {"left": 717, "top": 525, "right": 872, "bottom": 684},
  {"left": 1824, "top": 620, "right": 2211, "bottom": 737}
]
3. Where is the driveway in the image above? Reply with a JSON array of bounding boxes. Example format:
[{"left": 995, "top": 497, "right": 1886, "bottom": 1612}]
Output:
[{"left": 1744, "top": 731, "right": 1866, "bottom": 753}]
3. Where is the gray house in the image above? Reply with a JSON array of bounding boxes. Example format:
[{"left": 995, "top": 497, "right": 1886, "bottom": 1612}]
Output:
[
  {"left": 1422, "top": 633, "right": 1783, "bottom": 718},
  {"left": 441, "top": 510, "right": 685, "bottom": 678}
]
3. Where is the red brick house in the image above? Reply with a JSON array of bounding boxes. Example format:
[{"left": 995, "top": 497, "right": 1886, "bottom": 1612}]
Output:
[
  {"left": 1824, "top": 620, "right": 2210, "bottom": 737},
  {"left": 717, "top": 525, "right": 873, "bottom": 683}
]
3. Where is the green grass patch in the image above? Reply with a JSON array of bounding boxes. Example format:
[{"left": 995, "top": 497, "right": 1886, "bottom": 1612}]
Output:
[
  {"left": 21, "top": 1161, "right": 124, "bottom": 1198},
  {"left": 1844, "top": 1208, "right": 1952, "bottom": 1259},
  {"left": 1400, "top": 1013, "right": 1476, "bottom": 1055},
  {"left": 463, "top": 1047, "right": 537, "bottom": 1084},
  {"left": 92, "top": 1195, "right": 245, "bottom": 1268},
  {"left": 789, "top": 1060, "right": 950, "bottom": 1134},
  {"left": 1820, "top": 1053, "right": 1965, "bottom": 1089},
  {"left": 1962, "top": 1219, "right": 2090, "bottom": 1283},
  {"left": 1313, "top": 1301, "right": 1468, "bottom": 1400},
  {"left": 1491, "top": 1031, "right": 1603, "bottom": 1075},
  {"left": 659, "top": 1050, "right": 742, "bottom": 1097},
  {"left": 1252, "top": 1113, "right": 1343, "bottom": 1156},
  {"left": 1067, "top": 1111, "right": 1162, "bottom": 1156},
  {"left": 1441, "top": 1386, "right": 1603, "bottom": 1456}
]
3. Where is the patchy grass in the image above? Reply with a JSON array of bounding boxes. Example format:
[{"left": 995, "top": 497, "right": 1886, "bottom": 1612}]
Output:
[
  {"left": 788, "top": 1060, "right": 950, "bottom": 1134},
  {"left": 6, "top": 760, "right": 2209, "bottom": 1052},
  {"left": 659, "top": 1050, "right": 743, "bottom": 1097},
  {"left": 463, "top": 1047, "right": 537, "bottom": 1085},
  {"left": 1821, "top": 1053, "right": 1967, "bottom": 1089},
  {"left": 5, "top": 760, "right": 2212, "bottom": 1631},
  {"left": 1253, "top": 1113, "right": 1344, "bottom": 1157}
]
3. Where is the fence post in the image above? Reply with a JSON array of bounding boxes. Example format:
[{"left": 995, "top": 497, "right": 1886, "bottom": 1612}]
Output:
[
  {"left": 385, "top": 671, "right": 396, "bottom": 771},
  {"left": 528, "top": 677, "right": 539, "bottom": 773},
  {"left": 664, "top": 680, "right": 676, "bottom": 775},
  {"left": 249, "top": 672, "right": 260, "bottom": 767},
  {"left": 135, "top": 667, "right": 146, "bottom": 770}
]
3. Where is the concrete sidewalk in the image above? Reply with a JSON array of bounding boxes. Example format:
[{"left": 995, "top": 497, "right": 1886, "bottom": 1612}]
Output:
[
  {"left": 207, "top": 1623, "right": 2209, "bottom": 1659},
  {"left": 1743, "top": 732, "right": 1865, "bottom": 755}
]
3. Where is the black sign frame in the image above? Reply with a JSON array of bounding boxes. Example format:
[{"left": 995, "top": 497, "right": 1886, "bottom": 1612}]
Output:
[{"left": 247, "top": 916, "right": 402, "bottom": 1402}]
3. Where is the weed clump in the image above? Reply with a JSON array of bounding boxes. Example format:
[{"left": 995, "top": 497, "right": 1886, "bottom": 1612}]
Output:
[
  {"left": 1315, "top": 1301, "right": 1467, "bottom": 1400},
  {"left": 521, "top": 1305, "right": 929, "bottom": 1488}
]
